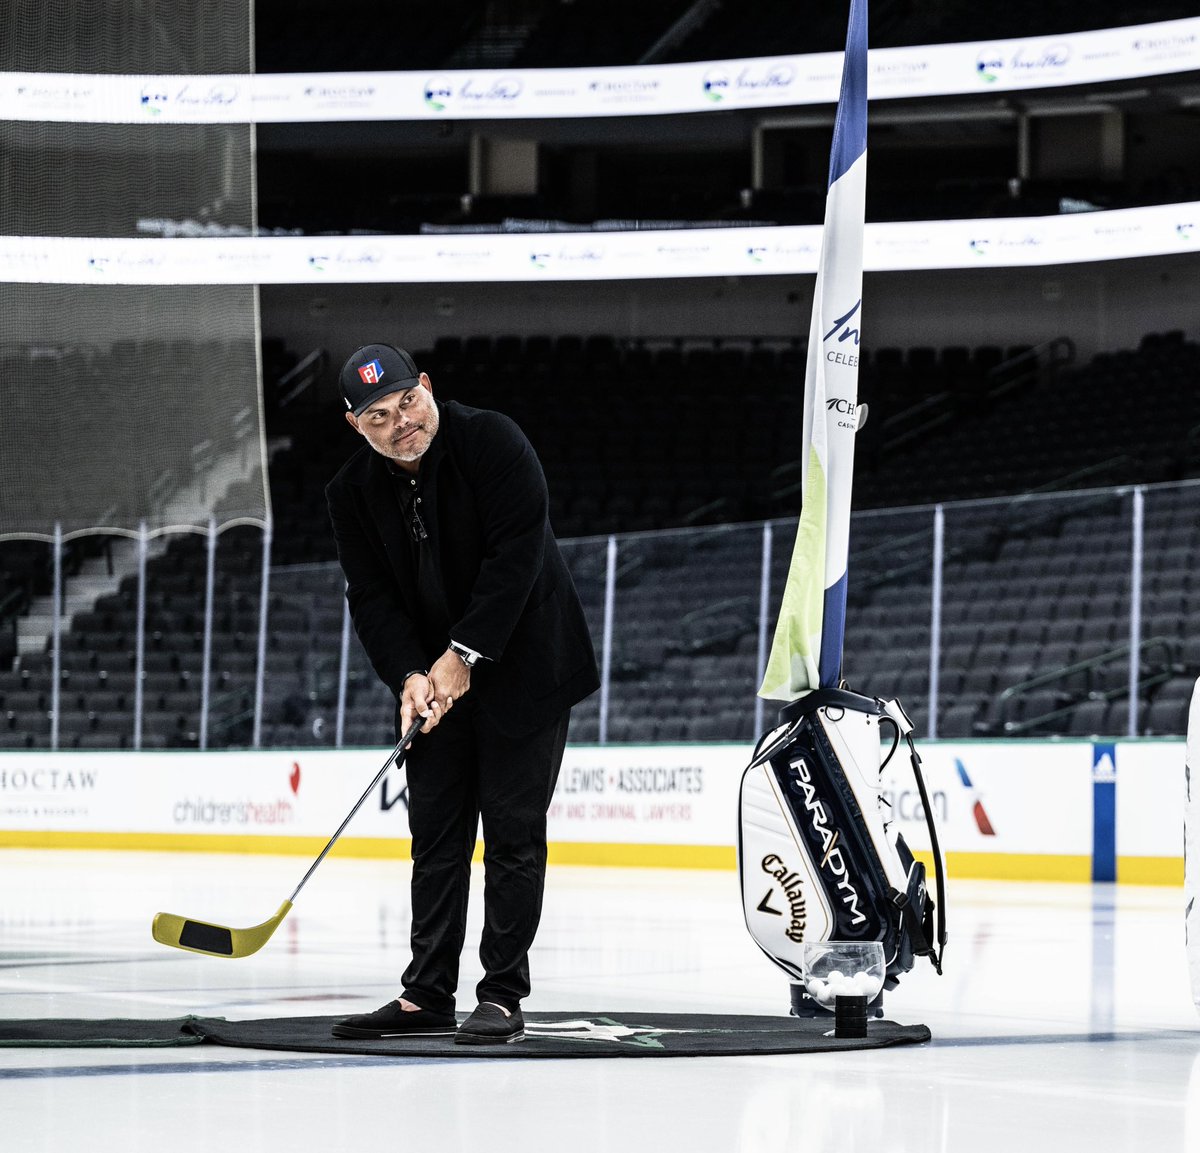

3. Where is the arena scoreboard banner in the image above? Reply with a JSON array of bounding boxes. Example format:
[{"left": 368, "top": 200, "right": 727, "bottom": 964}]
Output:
[
  {"left": 1, "top": 18, "right": 1197, "bottom": 123},
  {"left": 0, "top": 739, "right": 1185, "bottom": 882}
]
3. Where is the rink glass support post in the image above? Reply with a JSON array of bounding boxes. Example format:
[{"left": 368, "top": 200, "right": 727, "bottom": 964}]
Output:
[
  {"left": 928, "top": 504, "right": 945, "bottom": 741},
  {"left": 598, "top": 534, "right": 617, "bottom": 745},
  {"left": 754, "top": 520, "right": 774, "bottom": 738},
  {"left": 133, "top": 521, "right": 147, "bottom": 751},
  {"left": 1128, "top": 486, "right": 1145, "bottom": 738},
  {"left": 199, "top": 517, "right": 217, "bottom": 751},
  {"left": 252, "top": 517, "right": 272, "bottom": 749},
  {"left": 50, "top": 522, "right": 62, "bottom": 752},
  {"left": 335, "top": 584, "right": 351, "bottom": 748}
]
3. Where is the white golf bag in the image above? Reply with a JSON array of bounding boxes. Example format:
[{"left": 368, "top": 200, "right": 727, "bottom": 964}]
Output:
[{"left": 738, "top": 688, "right": 946, "bottom": 1012}]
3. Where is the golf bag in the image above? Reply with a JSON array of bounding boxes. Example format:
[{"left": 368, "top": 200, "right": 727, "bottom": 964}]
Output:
[{"left": 738, "top": 688, "right": 947, "bottom": 1011}]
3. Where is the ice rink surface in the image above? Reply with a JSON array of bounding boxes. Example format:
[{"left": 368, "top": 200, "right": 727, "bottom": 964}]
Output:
[{"left": 1, "top": 848, "right": 1197, "bottom": 1153}]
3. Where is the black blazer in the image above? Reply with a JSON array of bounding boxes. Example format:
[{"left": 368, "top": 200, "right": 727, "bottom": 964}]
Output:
[{"left": 327, "top": 400, "right": 599, "bottom": 738}]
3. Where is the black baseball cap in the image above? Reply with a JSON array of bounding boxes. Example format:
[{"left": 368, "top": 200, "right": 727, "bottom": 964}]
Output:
[{"left": 339, "top": 344, "right": 421, "bottom": 415}]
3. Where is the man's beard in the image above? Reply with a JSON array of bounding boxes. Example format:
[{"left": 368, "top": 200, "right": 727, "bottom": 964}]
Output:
[{"left": 385, "top": 400, "right": 439, "bottom": 462}]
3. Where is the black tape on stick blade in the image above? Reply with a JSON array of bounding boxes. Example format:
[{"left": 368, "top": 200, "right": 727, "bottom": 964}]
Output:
[{"left": 179, "top": 920, "right": 234, "bottom": 956}]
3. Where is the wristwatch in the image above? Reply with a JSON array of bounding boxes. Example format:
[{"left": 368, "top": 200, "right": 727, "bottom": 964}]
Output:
[{"left": 448, "top": 641, "right": 481, "bottom": 668}]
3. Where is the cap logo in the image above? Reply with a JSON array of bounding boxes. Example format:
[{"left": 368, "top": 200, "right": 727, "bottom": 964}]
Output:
[{"left": 358, "top": 359, "right": 384, "bottom": 385}]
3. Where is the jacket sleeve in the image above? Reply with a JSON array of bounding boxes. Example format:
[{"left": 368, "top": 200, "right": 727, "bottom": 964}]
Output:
[
  {"left": 326, "top": 478, "right": 427, "bottom": 698},
  {"left": 451, "top": 413, "right": 548, "bottom": 660}
]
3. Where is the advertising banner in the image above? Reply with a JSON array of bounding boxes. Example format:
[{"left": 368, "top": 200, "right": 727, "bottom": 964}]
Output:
[
  {"left": 1, "top": 19, "right": 1197, "bottom": 123},
  {"left": 0, "top": 201, "right": 1196, "bottom": 286},
  {"left": 0, "top": 739, "right": 1186, "bottom": 881}
]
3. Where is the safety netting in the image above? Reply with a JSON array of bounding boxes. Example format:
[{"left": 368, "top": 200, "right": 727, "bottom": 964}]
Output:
[{"left": 0, "top": 0, "right": 268, "bottom": 540}]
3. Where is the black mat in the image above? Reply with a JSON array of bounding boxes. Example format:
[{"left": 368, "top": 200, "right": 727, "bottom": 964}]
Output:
[
  {"left": 0, "top": 1017, "right": 206, "bottom": 1048},
  {"left": 2, "top": 1013, "right": 929, "bottom": 1057}
]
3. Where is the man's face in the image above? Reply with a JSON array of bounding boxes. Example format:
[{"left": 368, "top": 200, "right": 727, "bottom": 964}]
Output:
[{"left": 346, "top": 374, "right": 439, "bottom": 468}]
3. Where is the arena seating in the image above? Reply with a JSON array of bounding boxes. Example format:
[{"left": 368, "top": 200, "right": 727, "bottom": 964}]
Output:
[
  {"left": 1, "top": 330, "right": 1198, "bottom": 748},
  {"left": 251, "top": 1, "right": 1200, "bottom": 72}
]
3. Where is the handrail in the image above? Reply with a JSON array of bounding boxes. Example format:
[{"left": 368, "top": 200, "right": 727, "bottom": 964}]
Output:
[
  {"left": 993, "top": 635, "right": 1178, "bottom": 735},
  {"left": 275, "top": 348, "right": 328, "bottom": 408},
  {"left": 998, "top": 636, "right": 1176, "bottom": 703},
  {"left": 1001, "top": 668, "right": 1175, "bottom": 736}
]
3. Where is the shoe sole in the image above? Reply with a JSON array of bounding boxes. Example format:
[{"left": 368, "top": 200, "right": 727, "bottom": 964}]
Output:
[
  {"left": 331, "top": 1026, "right": 458, "bottom": 1039},
  {"left": 453, "top": 1029, "right": 526, "bottom": 1045}
]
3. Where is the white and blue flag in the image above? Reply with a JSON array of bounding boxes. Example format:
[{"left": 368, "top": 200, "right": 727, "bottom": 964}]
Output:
[{"left": 760, "top": 0, "right": 868, "bottom": 700}]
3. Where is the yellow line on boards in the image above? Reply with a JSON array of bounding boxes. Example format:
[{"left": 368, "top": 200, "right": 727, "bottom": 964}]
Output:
[
  {"left": 0, "top": 830, "right": 732, "bottom": 869},
  {"left": 930, "top": 851, "right": 1093, "bottom": 883},
  {"left": 0, "top": 831, "right": 414, "bottom": 858},
  {"left": 548, "top": 843, "right": 736, "bottom": 870},
  {"left": 0, "top": 832, "right": 1180, "bottom": 884},
  {"left": 1117, "top": 855, "right": 1184, "bottom": 885}
]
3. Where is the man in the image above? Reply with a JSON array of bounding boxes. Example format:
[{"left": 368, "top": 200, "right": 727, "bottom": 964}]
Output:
[{"left": 326, "top": 343, "right": 599, "bottom": 1045}]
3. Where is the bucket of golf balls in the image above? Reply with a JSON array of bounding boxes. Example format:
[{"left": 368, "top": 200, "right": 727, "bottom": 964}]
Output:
[{"left": 800, "top": 941, "right": 886, "bottom": 1008}]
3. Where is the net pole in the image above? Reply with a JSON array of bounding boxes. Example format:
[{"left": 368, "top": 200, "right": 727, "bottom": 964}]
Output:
[
  {"left": 754, "top": 520, "right": 774, "bottom": 737},
  {"left": 598, "top": 534, "right": 617, "bottom": 745},
  {"left": 1128, "top": 486, "right": 1145, "bottom": 738},
  {"left": 50, "top": 523, "right": 62, "bottom": 752},
  {"left": 929, "top": 503, "right": 945, "bottom": 740},
  {"left": 335, "top": 585, "right": 351, "bottom": 748},
  {"left": 199, "top": 518, "right": 217, "bottom": 750},
  {"left": 252, "top": 518, "right": 272, "bottom": 748},
  {"left": 133, "top": 521, "right": 147, "bottom": 751}
]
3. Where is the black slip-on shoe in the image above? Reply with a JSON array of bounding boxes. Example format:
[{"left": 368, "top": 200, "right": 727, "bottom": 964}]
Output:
[
  {"left": 332, "top": 1000, "right": 457, "bottom": 1039},
  {"left": 454, "top": 1002, "right": 525, "bottom": 1045}
]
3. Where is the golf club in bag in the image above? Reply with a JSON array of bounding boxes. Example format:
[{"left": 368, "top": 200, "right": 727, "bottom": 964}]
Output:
[{"left": 738, "top": 687, "right": 947, "bottom": 1017}]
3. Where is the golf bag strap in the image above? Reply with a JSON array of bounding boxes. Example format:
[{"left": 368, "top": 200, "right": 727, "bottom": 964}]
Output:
[{"left": 903, "top": 732, "right": 948, "bottom": 973}]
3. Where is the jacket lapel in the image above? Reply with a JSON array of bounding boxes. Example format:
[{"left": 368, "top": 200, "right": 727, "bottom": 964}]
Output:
[{"left": 362, "top": 453, "right": 420, "bottom": 611}]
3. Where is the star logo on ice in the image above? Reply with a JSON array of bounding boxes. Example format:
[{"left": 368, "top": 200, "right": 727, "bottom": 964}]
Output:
[{"left": 526, "top": 1017, "right": 695, "bottom": 1049}]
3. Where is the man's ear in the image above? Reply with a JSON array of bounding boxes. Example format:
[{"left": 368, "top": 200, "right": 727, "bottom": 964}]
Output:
[
  {"left": 418, "top": 372, "right": 433, "bottom": 394},
  {"left": 344, "top": 411, "right": 361, "bottom": 434}
]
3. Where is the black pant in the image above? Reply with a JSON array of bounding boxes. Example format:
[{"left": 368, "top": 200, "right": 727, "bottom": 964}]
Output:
[{"left": 398, "top": 696, "right": 569, "bottom": 1014}]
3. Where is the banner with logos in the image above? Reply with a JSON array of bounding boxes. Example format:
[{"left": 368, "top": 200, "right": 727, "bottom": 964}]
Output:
[
  {"left": 1, "top": 19, "right": 1197, "bottom": 123},
  {"left": 0, "top": 739, "right": 1186, "bottom": 882},
  {"left": 0, "top": 200, "right": 1196, "bottom": 286}
]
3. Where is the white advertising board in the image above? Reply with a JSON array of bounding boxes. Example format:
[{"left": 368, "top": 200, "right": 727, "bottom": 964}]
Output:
[
  {"left": 0, "top": 739, "right": 1187, "bottom": 882},
  {"left": 1, "top": 19, "right": 1197, "bottom": 123},
  {"left": 1112, "top": 740, "right": 1184, "bottom": 860},
  {"left": 880, "top": 741, "right": 1095, "bottom": 858},
  {"left": 0, "top": 201, "right": 1196, "bottom": 286},
  {"left": 0, "top": 744, "right": 750, "bottom": 849}
]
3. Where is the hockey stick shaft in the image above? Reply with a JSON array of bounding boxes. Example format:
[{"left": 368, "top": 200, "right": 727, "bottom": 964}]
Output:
[{"left": 287, "top": 715, "right": 425, "bottom": 904}]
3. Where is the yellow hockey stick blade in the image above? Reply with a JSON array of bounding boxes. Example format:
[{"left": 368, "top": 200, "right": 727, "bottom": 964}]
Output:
[{"left": 152, "top": 900, "right": 294, "bottom": 959}]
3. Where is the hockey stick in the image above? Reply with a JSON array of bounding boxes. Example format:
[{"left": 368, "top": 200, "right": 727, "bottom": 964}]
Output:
[{"left": 152, "top": 716, "right": 425, "bottom": 958}]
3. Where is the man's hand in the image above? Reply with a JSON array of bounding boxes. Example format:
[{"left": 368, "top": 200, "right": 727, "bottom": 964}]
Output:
[
  {"left": 428, "top": 648, "right": 472, "bottom": 715},
  {"left": 400, "top": 673, "right": 443, "bottom": 741}
]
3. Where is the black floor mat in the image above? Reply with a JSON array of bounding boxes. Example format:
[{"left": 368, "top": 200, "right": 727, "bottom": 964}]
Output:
[
  {"left": 2, "top": 1013, "right": 930, "bottom": 1057},
  {"left": 0, "top": 1017, "right": 206, "bottom": 1048}
]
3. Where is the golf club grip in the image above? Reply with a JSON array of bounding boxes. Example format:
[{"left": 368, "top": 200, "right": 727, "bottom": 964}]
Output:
[{"left": 286, "top": 716, "right": 426, "bottom": 904}]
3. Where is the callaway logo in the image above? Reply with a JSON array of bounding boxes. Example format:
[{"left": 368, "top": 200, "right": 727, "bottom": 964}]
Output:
[
  {"left": 789, "top": 756, "right": 867, "bottom": 926},
  {"left": 760, "top": 854, "right": 808, "bottom": 943}
]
